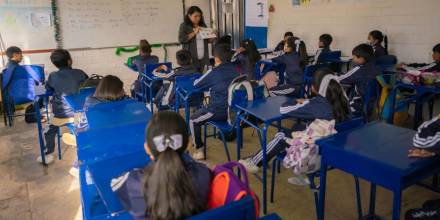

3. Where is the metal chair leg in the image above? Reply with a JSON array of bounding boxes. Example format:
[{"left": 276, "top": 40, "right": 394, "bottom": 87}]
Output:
[
  {"left": 57, "top": 128, "right": 62, "bottom": 160},
  {"left": 270, "top": 158, "right": 277, "bottom": 203},
  {"left": 217, "top": 130, "right": 231, "bottom": 161},
  {"left": 203, "top": 125, "right": 207, "bottom": 160},
  {"left": 354, "top": 176, "right": 363, "bottom": 219}
]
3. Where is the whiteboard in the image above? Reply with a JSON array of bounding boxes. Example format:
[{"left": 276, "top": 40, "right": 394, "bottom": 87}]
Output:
[
  {"left": 0, "top": 0, "right": 56, "bottom": 50},
  {"left": 59, "top": 0, "right": 184, "bottom": 49}
]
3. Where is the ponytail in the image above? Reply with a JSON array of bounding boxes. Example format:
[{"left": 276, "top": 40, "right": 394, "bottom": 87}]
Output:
[
  {"left": 143, "top": 111, "right": 201, "bottom": 220},
  {"left": 143, "top": 149, "right": 202, "bottom": 220},
  {"left": 384, "top": 35, "right": 388, "bottom": 55},
  {"left": 326, "top": 80, "right": 350, "bottom": 123}
]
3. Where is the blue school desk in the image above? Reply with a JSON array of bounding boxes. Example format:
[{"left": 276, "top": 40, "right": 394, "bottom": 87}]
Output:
[
  {"left": 235, "top": 95, "right": 295, "bottom": 214},
  {"left": 388, "top": 82, "right": 440, "bottom": 129},
  {"left": 63, "top": 87, "right": 96, "bottom": 113},
  {"left": 142, "top": 63, "right": 172, "bottom": 111},
  {"left": 75, "top": 100, "right": 151, "bottom": 164},
  {"left": 174, "top": 74, "right": 204, "bottom": 123},
  {"left": 316, "top": 122, "right": 440, "bottom": 220}
]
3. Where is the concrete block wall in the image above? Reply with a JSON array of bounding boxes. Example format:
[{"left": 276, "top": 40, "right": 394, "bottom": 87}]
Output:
[{"left": 267, "top": 0, "right": 440, "bottom": 64}]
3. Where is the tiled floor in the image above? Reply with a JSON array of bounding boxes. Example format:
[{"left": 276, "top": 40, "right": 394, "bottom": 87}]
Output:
[{"left": 0, "top": 116, "right": 438, "bottom": 220}]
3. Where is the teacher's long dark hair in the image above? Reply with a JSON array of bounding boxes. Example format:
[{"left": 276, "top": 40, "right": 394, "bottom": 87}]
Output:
[
  {"left": 143, "top": 111, "right": 202, "bottom": 220},
  {"left": 184, "top": 6, "right": 207, "bottom": 27}
]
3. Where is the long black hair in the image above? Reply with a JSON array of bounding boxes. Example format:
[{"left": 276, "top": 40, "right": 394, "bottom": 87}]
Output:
[
  {"left": 240, "top": 39, "right": 262, "bottom": 73},
  {"left": 184, "top": 6, "right": 207, "bottom": 27},
  {"left": 285, "top": 36, "right": 308, "bottom": 68},
  {"left": 143, "top": 111, "right": 202, "bottom": 220},
  {"left": 369, "top": 30, "right": 388, "bottom": 54},
  {"left": 312, "top": 68, "right": 350, "bottom": 123}
]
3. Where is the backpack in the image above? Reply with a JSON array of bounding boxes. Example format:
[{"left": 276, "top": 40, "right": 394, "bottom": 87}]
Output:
[
  {"left": 81, "top": 74, "right": 103, "bottom": 88},
  {"left": 4, "top": 65, "right": 44, "bottom": 105},
  {"left": 227, "top": 75, "right": 268, "bottom": 126},
  {"left": 208, "top": 161, "right": 260, "bottom": 217}
]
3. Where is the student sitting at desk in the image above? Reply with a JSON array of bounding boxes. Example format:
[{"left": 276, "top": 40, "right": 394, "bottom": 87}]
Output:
[
  {"left": 397, "top": 43, "right": 440, "bottom": 73},
  {"left": 270, "top": 36, "right": 308, "bottom": 96},
  {"left": 190, "top": 44, "right": 238, "bottom": 160},
  {"left": 232, "top": 39, "right": 262, "bottom": 80},
  {"left": 240, "top": 68, "right": 351, "bottom": 185},
  {"left": 312, "top": 34, "right": 333, "bottom": 65},
  {"left": 274, "top": 31, "right": 294, "bottom": 52},
  {"left": 38, "top": 49, "right": 88, "bottom": 164},
  {"left": 133, "top": 39, "right": 159, "bottom": 74},
  {"left": 405, "top": 114, "right": 440, "bottom": 220},
  {"left": 338, "top": 43, "right": 381, "bottom": 116},
  {"left": 368, "top": 30, "right": 388, "bottom": 58},
  {"left": 152, "top": 49, "right": 198, "bottom": 108},
  {"left": 112, "top": 111, "right": 212, "bottom": 220}
]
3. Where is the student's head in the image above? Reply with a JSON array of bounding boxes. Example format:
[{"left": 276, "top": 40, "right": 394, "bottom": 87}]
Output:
[
  {"left": 217, "top": 35, "right": 232, "bottom": 47},
  {"left": 50, "top": 49, "right": 72, "bottom": 69},
  {"left": 283, "top": 32, "right": 294, "bottom": 42},
  {"left": 352, "top": 43, "right": 374, "bottom": 64},
  {"left": 285, "top": 37, "right": 308, "bottom": 66},
  {"left": 214, "top": 43, "right": 233, "bottom": 66},
  {"left": 240, "top": 39, "right": 261, "bottom": 59},
  {"left": 312, "top": 68, "right": 350, "bottom": 123},
  {"left": 368, "top": 30, "right": 384, "bottom": 46},
  {"left": 319, "top": 34, "right": 333, "bottom": 48},
  {"left": 143, "top": 111, "right": 201, "bottom": 220},
  {"left": 94, "top": 75, "right": 126, "bottom": 101},
  {"left": 139, "top": 39, "right": 152, "bottom": 57},
  {"left": 185, "top": 6, "right": 206, "bottom": 27},
  {"left": 6, "top": 46, "right": 23, "bottom": 63},
  {"left": 432, "top": 43, "right": 440, "bottom": 62},
  {"left": 176, "top": 49, "right": 192, "bottom": 66}
]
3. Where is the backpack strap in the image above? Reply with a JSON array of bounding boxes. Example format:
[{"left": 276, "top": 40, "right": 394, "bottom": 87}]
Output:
[{"left": 219, "top": 161, "right": 251, "bottom": 192}]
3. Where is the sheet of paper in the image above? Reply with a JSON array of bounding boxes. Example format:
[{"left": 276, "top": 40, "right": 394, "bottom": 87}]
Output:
[
  {"left": 199, "top": 28, "right": 216, "bottom": 39},
  {"left": 245, "top": 0, "right": 268, "bottom": 27},
  {"left": 30, "top": 12, "right": 51, "bottom": 28}
]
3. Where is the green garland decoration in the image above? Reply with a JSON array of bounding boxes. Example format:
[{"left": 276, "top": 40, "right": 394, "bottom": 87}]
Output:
[
  {"left": 115, "top": 44, "right": 163, "bottom": 56},
  {"left": 51, "top": 0, "right": 62, "bottom": 48}
]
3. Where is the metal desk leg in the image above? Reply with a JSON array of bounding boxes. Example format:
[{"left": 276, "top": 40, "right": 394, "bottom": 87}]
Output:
[
  {"left": 262, "top": 124, "right": 268, "bottom": 214},
  {"left": 34, "top": 100, "right": 46, "bottom": 165},
  {"left": 368, "top": 183, "right": 377, "bottom": 216},
  {"left": 318, "top": 162, "right": 328, "bottom": 220},
  {"left": 392, "top": 190, "right": 402, "bottom": 220},
  {"left": 236, "top": 115, "right": 243, "bottom": 161},
  {"left": 149, "top": 85, "right": 154, "bottom": 112},
  {"left": 185, "top": 99, "right": 190, "bottom": 126}
]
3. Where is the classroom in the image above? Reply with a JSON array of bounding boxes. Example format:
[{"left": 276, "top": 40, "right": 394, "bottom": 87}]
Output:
[{"left": 0, "top": 0, "right": 439, "bottom": 219}]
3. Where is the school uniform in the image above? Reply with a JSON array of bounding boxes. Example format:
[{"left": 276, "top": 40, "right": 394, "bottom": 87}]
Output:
[
  {"left": 44, "top": 67, "right": 88, "bottom": 154},
  {"left": 271, "top": 52, "right": 303, "bottom": 96},
  {"left": 406, "top": 61, "right": 440, "bottom": 72},
  {"left": 250, "top": 96, "right": 336, "bottom": 166},
  {"left": 372, "top": 43, "right": 387, "bottom": 58},
  {"left": 413, "top": 117, "right": 440, "bottom": 153},
  {"left": 313, "top": 46, "right": 331, "bottom": 65},
  {"left": 154, "top": 65, "right": 198, "bottom": 106},
  {"left": 338, "top": 61, "right": 381, "bottom": 115},
  {"left": 190, "top": 62, "right": 239, "bottom": 149},
  {"left": 274, "top": 41, "right": 285, "bottom": 52},
  {"left": 232, "top": 52, "right": 258, "bottom": 80},
  {"left": 112, "top": 153, "right": 212, "bottom": 220},
  {"left": 133, "top": 55, "right": 159, "bottom": 74}
]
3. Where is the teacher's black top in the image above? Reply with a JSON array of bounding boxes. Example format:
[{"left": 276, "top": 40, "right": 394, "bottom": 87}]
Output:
[{"left": 178, "top": 22, "right": 209, "bottom": 71}]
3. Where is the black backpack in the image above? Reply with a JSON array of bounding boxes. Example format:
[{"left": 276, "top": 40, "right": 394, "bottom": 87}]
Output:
[{"left": 81, "top": 74, "right": 103, "bottom": 88}]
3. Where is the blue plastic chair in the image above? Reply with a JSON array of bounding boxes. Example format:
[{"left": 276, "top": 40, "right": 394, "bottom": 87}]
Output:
[
  {"left": 174, "top": 73, "right": 204, "bottom": 123},
  {"left": 301, "top": 64, "right": 329, "bottom": 97},
  {"left": 270, "top": 117, "right": 365, "bottom": 219},
  {"left": 141, "top": 62, "right": 172, "bottom": 111},
  {"left": 375, "top": 55, "right": 397, "bottom": 73},
  {"left": 362, "top": 79, "right": 382, "bottom": 121},
  {"left": 254, "top": 60, "right": 286, "bottom": 84},
  {"left": 1, "top": 65, "right": 47, "bottom": 126},
  {"left": 319, "top": 51, "right": 342, "bottom": 63}
]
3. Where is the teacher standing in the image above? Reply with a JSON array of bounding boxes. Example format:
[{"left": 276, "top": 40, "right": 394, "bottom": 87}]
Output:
[{"left": 178, "top": 6, "right": 213, "bottom": 72}]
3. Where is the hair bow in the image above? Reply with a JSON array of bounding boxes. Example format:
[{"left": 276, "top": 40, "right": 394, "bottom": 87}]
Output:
[{"left": 153, "top": 134, "right": 183, "bottom": 152}]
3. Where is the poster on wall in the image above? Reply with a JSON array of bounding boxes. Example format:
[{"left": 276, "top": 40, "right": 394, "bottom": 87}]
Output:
[
  {"left": 292, "top": 0, "right": 332, "bottom": 7},
  {"left": 245, "top": 0, "right": 268, "bottom": 27}
]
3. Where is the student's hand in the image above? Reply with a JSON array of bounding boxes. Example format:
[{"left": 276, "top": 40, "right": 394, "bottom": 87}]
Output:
[
  {"left": 408, "top": 148, "right": 436, "bottom": 158},
  {"left": 296, "top": 99, "right": 306, "bottom": 104},
  {"left": 155, "top": 65, "right": 168, "bottom": 72},
  {"left": 396, "top": 63, "right": 406, "bottom": 69},
  {"left": 193, "top": 26, "right": 201, "bottom": 34},
  {"left": 236, "top": 47, "right": 245, "bottom": 53}
]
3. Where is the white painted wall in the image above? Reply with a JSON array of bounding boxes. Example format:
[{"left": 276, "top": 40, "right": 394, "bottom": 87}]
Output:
[{"left": 267, "top": 0, "right": 440, "bottom": 64}]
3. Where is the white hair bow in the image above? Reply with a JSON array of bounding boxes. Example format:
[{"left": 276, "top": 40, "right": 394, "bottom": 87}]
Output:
[
  {"left": 294, "top": 39, "right": 302, "bottom": 53},
  {"left": 153, "top": 134, "right": 183, "bottom": 152}
]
